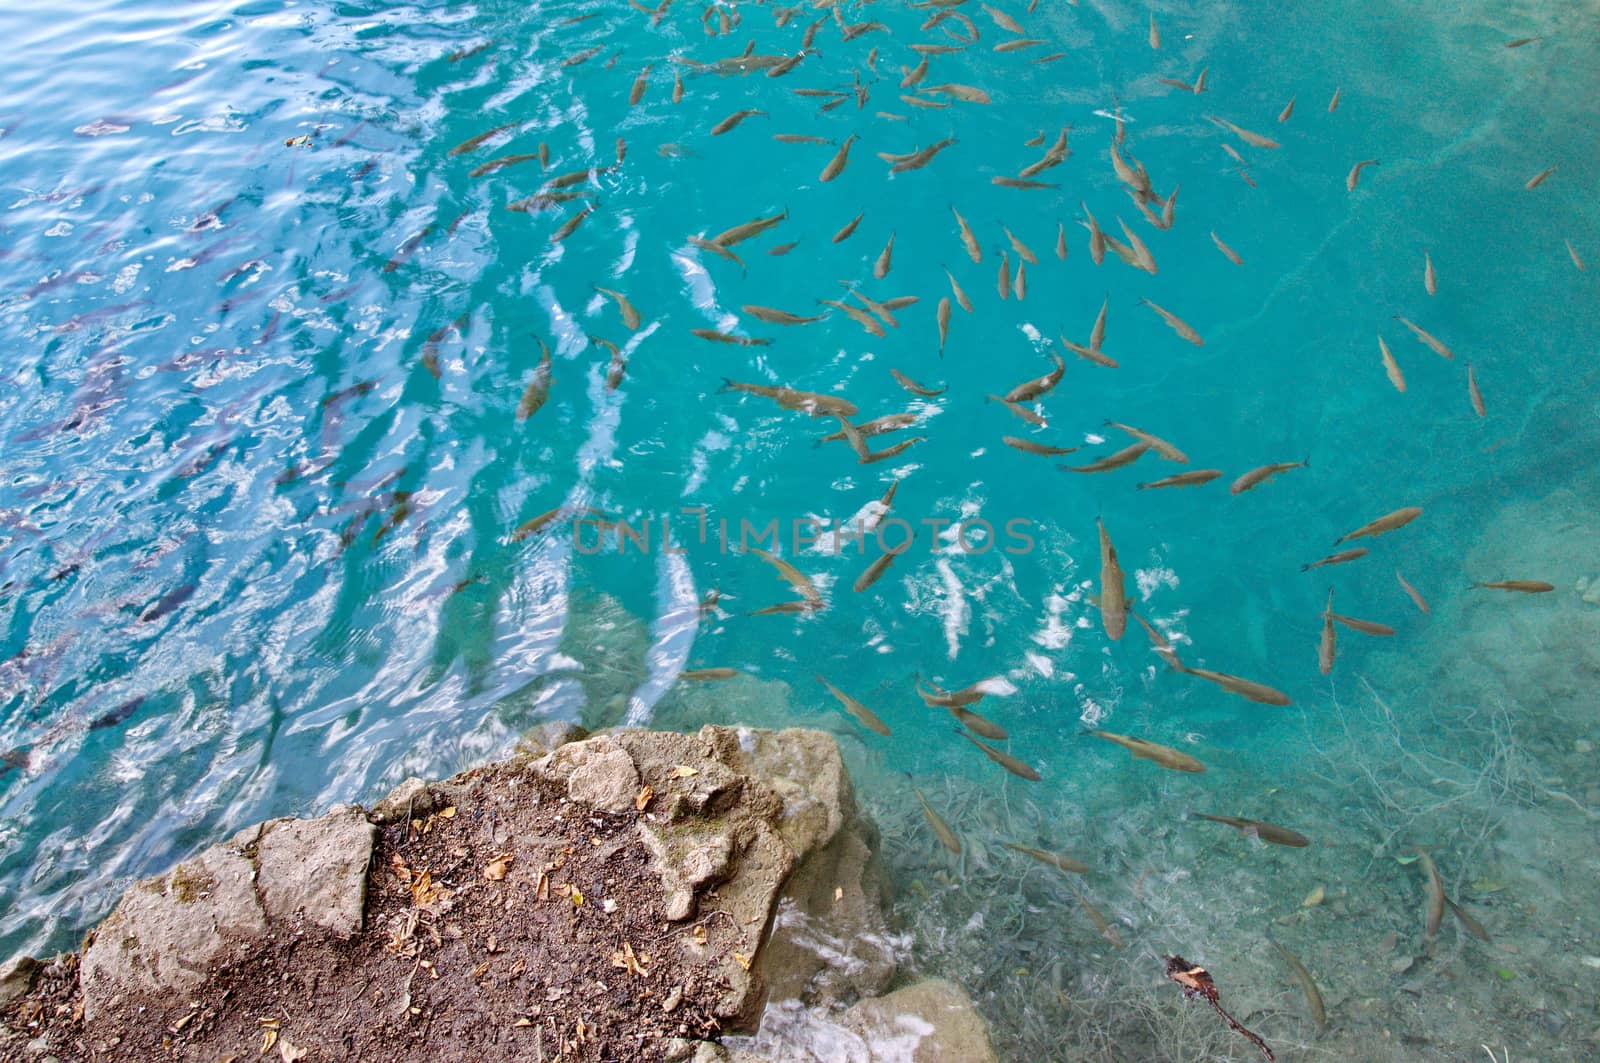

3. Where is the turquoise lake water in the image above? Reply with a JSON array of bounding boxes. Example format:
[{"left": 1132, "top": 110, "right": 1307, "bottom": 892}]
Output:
[{"left": 3, "top": 0, "right": 1599, "bottom": 1057}]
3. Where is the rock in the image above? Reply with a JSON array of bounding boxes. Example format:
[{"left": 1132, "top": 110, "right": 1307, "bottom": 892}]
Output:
[
  {"left": 0, "top": 955, "right": 40, "bottom": 1007},
  {"left": 539, "top": 736, "right": 641, "bottom": 813},
  {"left": 79, "top": 842, "right": 267, "bottom": 1018},
  {"left": 368, "top": 777, "right": 433, "bottom": 824},
  {"left": 256, "top": 805, "right": 376, "bottom": 937},
  {"left": 840, "top": 979, "right": 999, "bottom": 1063}
]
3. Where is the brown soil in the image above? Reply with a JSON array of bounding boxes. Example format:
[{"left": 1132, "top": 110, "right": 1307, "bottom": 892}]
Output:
[{"left": 3, "top": 763, "right": 737, "bottom": 1062}]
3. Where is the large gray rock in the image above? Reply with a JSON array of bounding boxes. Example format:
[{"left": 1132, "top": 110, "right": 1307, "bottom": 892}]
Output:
[
  {"left": 256, "top": 805, "right": 375, "bottom": 937},
  {"left": 0, "top": 955, "right": 40, "bottom": 1007},
  {"left": 840, "top": 979, "right": 999, "bottom": 1063}
]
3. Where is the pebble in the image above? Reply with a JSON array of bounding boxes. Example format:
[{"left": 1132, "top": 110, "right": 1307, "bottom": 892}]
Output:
[
  {"left": 1575, "top": 739, "right": 1594, "bottom": 754},
  {"left": 1301, "top": 885, "right": 1326, "bottom": 908}
]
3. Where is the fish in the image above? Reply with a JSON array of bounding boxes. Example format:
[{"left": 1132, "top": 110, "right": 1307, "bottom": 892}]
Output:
[
  {"left": 748, "top": 601, "right": 822, "bottom": 617},
  {"left": 1416, "top": 849, "right": 1445, "bottom": 939},
  {"left": 1278, "top": 96, "right": 1296, "bottom": 122},
  {"left": 948, "top": 704, "right": 1008, "bottom": 740},
  {"left": 956, "top": 730, "right": 1042, "bottom": 781},
  {"left": 720, "top": 379, "right": 856, "bottom": 417},
  {"left": 1230, "top": 459, "right": 1308, "bottom": 494},
  {"left": 820, "top": 413, "right": 918, "bottom": 444},
  {"left": 549, "top": 205, "right": 593, "bottom": 243},
  {"left": 1346, "top": 159, "right": 1379, "bottom": 191},
  {"left": 1005, "top": 227, "right": 1039, "bottom": 265},
  {"left": 901, "top": 55, "right": 930, "bottom": 88},
  {"left": 874, "top": 231, "right": 896, "bottom": 278},
  {"left": 468, "top": 149, "right": 545, "bottom": 178},
  {"left": 987, "top": 395, "right": 1046, "bottom": 426},
  {"left": 1116, "top": 217, "right": 1158, "bottom": 273},
  {"left": 1394, "top": 316, "right": 1454, "bottom": 359},
  {"left": 1030, "top": 52, "right": 1065, "bottom": 64},
  {"left": 1063, "top": 442, "right": 1150, "bottom": 473},
  {"left": 820, "top": 134, "right": 858, "bottom": 182},
  {"left": 1268, "top": 939, "right": 1328, "bottom": 1031},
  {"left": 1148, "top": 11, "right": 1160, "bottom": 48},
  {"left": 449, "top": 121, "right": 519, "bottom": 156},
  {"left": 1300, "top": 547, "right": 1368, "bottom": 572},
  {"left": 1137, "top": 469, "right": 1222, "bottom": 490},
  {"left": 711, "top": 209, "right": 788, "bottom": 247},
  {"left": 630, "top": 64, "right": 652, "bottom": 105},
  {"left": 511, "top": 506, "right": 601, "bottom": 543},
  {"left": 1335, "top": 506, "right": 1422, "bottom": 544},
  {"left": 817, "top": 675, "right": 892, "bottom": 735},
  {"left": 993, "top": 176, "right": 1059, "bottom": 190},
  {"left": 1505, "top": 36, "right": 1543, "bottom": 47},
  {"left": 1105, "top": 421, "right": 1187, "bottom": 463},
  {"left": 1472, "top": 580, "right": 1554, "bottom": 593},
  {"left": 1467, "top": 365, "right": 1487, "bottom": 417},
  {"left": 1097, "top": 516, "right": 1127, "bottom": 641},
  {"left": 773, "top": 133, "right": 831, "bottom": 144},
  {"left": 920, "top": 83, "right": 991, "bottom": 105},
  {"left": 691, "top": 328, "right": 771, "bottom": 346},
  {"left": 1003, "top": 436, "right": 1077, "bottom": 456},
  {"left": 1424, "top": 251, "right": 1437, "bottom": 296},
  {"left": 853, "top": 549, "right": 902, "bottom": 593},
  {"left": 505, "top": 190, "right": 591, "bottom": 213},
  {"left": 1378, "top": 334, "right": 1406, "bottom": 392},
  {"left": 1327, "top": 86, "right": 1342, "bottom": 112},
  {"left": 914, "top": 787, "right": 962, "bottom": 855},
  {"left": 937, "top": 297, "right": 951, "bottom": 351},
  {"left": 902, "top": 94, "right": 951, "bottom": 110},
  {"left": 819, "top": 299, "right": 886, "bottom": 337},
  {"left": 1318, "top": 590, "right": 1337, "bottom": 676},
  {"left": 517, "top": 338, "right": 554, "bottom": 420},
  {"left": 883, "top": 137, "right": 958, "bottom": 172},
  {"left": 915, "top": 678, "right": 995, "bottom": 709},
  {"left": 768, "top": 240, "right": 800, "bottom": 256},
  {"left": 945, "top": 267, "right": 974, "bottom": 311},
  {"left": 767, "top": 50, "right": 809, "bottom": 78},
  {"left": 1132, "top": 613, "right": 1184, "bottom": 669},
  {"left": 1525, "top": 165, "right": 1557, "bottom": 189},
  {"left": 742, "top": 304, "right": 826, "bottom": 326},
  {"left": 1056, "top": 221, "right": 1068, "bottom": 260},
  {"left": 1206, "top": 115, "right": 1281, "bottom": 149},
  {"left": 140, "top": 583, "right": 196, "bottom": 623},
  {"left": 981, "top": 3, "right": 1023, "bottom": 32},
  {"left": 1193, "top": 813, "right": 1309, "bottom": 847},
  {"left": 594, "top": 286, "right": 642, "bottom": 329},
  {"left": 1139, "top": 299, "right": 1203, "bottom": 345},
  {"left": 673, "top": 69, "right": 685, "bottom": 102},
  {"left": 1004, "top": 353, "right": 1066, "bottom": 403},
  {"left": 750, "top": 547, "right": 823, "bottom": 605},
  {"left": 1328, "top": 613, "right": 1396, "bottom": 637},
  {"left": 890, "top": 368, "right": 945, "bottom": 396},
  {"left": 1002, "top": 844, "right": 1089, "bottom": 876},
  {"left": 1082, "top": 203, "right": 1106, "bottom": 265},
  {"left": 860, "top": 436, "right": 925, "bottom": 464},
  {"left": 597, "top": 336, "right": 628, "bottom": 391},
  {"left": 89, "top": 697, "right": 145, "bottom": 731},
  {"left": 1088, "top": 297, "right": 1109, "bottom": 350},
  {"left": 827, "top": 212, "right": 865, "bottom": 247},
  {"left": 1395, "top": 570, "right": 1430, "bottom": 614},
  {"left": 680, "top": 667, "right": 741, "bottom": 681},
  {"left": 1070, "top": 884, "right": 1125, "bottom": 948},
  {"left": 1090, "top": 730, "right": 1204, "bottom": 773},
  {"left": 997, "top": 250, "right": 1011, "bottom": 299},
  {"left": 952, "top": 205, "right": 983, "bottom": 263},
  {"left": 1155, "top": 73, "right": 1205, "bottom": 93},
  {"left": 994, "top": 37, "right": 1044, "bottom": 52},
  {"left": 1567, "top": 240, "right": 1587, "bottom": 271},
  {"left": 1447, "top": 898, "right": 1491, "bottom": 943},
  {"left": 1177, "top": 666, "right": 1291, "bottom": 706}
]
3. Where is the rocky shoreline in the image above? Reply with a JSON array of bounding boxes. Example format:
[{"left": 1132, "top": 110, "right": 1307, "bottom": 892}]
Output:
[{"left": 0, "top": 725, "right": 996, "bottom": 1062}]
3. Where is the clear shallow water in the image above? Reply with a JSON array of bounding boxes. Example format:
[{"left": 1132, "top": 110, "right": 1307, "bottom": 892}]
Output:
[{"left": 2, "top": 0, "right": 1599, "bottom": 1057}]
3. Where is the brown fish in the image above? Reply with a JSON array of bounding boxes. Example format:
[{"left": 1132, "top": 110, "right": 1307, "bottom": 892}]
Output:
[
  {"left": 1230, "top": 459, "right": 1308, "bottom": 494},
  {"left": 630, "top": 64, "right": 652, "bottom": 105},
  {"left": 449, "top": 121, "right": 519, "bottom": 156},
  {"left": 511, "top": 505, "right": 601, "bottom": 543},
  {"left": 1091, "top": 730, "right": 1205, "bottom": 772},
  {"left": 1395, "top": 570, "right": 1430, "bottom": 614},
  {"left": 1472, "top": 580, "right": 1554, "bottom": 593},
  {"left": 1177, "top": 665, "right": 1292, "bottom": 706},
  {"left": 1004, "top": 227, "right": 1040, "bottom": 265},
  {"left": 937, "top": 296, "right": 951, "bottom": 351},
  {"left": 1070, "top": 882, "right": 1124, "bottom": 948},
  {"left": 1505, "top": 36, "right": 1543, "bottom": 47},
  {"left": 820, "top": 134, "right": 858, "bottom": 182},
  {"left": 944, "top": 267, "right": 974, "bottom": 312},
  {"left": 1335, "top": 506, "right": 1421, "bottom": 544},
  {"left": 1467, "top": 365, "right": 1486, "bottom": 417},
  {"left": 1448, "top": 898, "right": 1491, "bottom": 943},
  {"left": 550, "top": 205, "right": 594, "bottom": 243},
  {"left": 1002, "top": 843, "right": 1089, "bottom": 876},
  {"left": 1329, "top": 612, "right": 1395, "bottom": 636},
  {"left": 900, "top": 54, "right": 930, "bottom": 88},
  {"left": 1139, "top": 299, "right": 1203, "bottom": 345},
  {"left": 874, "top": 230, "right": 896, "bottom": 278},
  {"left": 980, "top": 2, "right": 1023, "bottom": 32},
  {"left": 920, "top": 82, "right": 991, "bottom": 105},
  {"left": 1327, "top": 86, "right": 1342, "bottom": 112},
  {"left": 1082, "top": 202, "right": 1106, "bottom": 264},
  {"left": 750, "top": 547, "right": 822, "bottom": 605},
  {"left": 861, "top": 436, "right": 924, "bottom": 464},
  {"left": 1056, "top": 221, "right": 1068, "bottom": 260},
  {"left": 1132, "top": 612, "right": 1184, "bottom": 669},
  {"left": 1137, "top": 469, "right": 1221, "bottom": 490},
  {"left": 1416, "top": 849, "right": 1445, "bottom": 939},
  {"left": 1278, "top": 96, "right": 1296, "bottom": 123},
  {"left": 951, "top": 205, "right": 983, "bottom": 263},
  {"left": 469, "top": 152, "right": 543, "bottom": 178},
  {"left": 956, "top": 730, "right": 1042, "bottom": 781},
  {"left": 711, "top": 209, "right": 788, "bottom": 247},
  {"left": 890, "top": 368, "right": 945, "bottom": 396},
  {"left": 1379, "top": 334, "right": 1406, "bottom": 392},
  {"left": 1301, "top": 547, "right": 1369, "bottom": 572},
  {"left": 691, "top": 328, "right": 771, "bottom": 347},
  {"left": 1566, "top": 239, "right": 1586, "bottom": 271},
  {"left": 820, "top": 413, "right": 918, "bottom": 444},
  {"left": 1193, "top": 813, "right": 1309, "bottom": 847},
  {"left": 817, "top": 675, "right": 892, "bottom": 735},
  {"left": 1004, "top": 353, "right": 1066, "bottom": 403},
  {"left": 775, "top": 133, "right": 832, "bottom": 144},
  {"left": 1209, "top": 232, "right": 1243, "bottom": 267},
  {"left": 819, "top": 299, "right": 886, "bottom": 337},
  {"left": 720, "top": 379, "right": 855, "bottom": 417},
  {"left": 742, "top": 304, "right": 826, "bottom": 326},
  {"left": 1206, "top": 115, "right": 1281, "bottom": 150},
  {"left": 948, "top": 704, "right": 1007, "bottom": 741},
  {"left": 594, "top": 286, "right": 642, "bottom": 330},
  {"left": 992, "top": 176, "right": 1058, "bottom": 189},
  {"left": 1424, "top": 251, "right": 1437, "bottom": 296},
  {"left": 1318, "top": 590, "right": 1337, "bottom": 676},
  {"left": 1064, "top": 442, "right": 1150, "bottom": 473},
  {"left": 832, "top": 210, "right": 865, "bottom": 244},
  {"left": 1097, "top": 516, "right": 1127, "bottom": 641},
  {"left": 997, "top": 249, "right": 1011, "bottom": 299},
  {"left": 853, "top": 549, "right": 901, "bottom": 593},
  {"left": 882, "top": 137, "right": 958, "bottom": 172},
  {"left": 1394, "top": 316, "right": 1455, "bottom": 359},
  {"left": 768, "top": 240, "right": 800, "bottom": 256},
  {"left": 1525, "top": 165, "right": 1557, "bottom": 190},
  {"left": 915, "top": 787, "right": 962, "bottom": 855},
  {"left": 1105, "top": 422, "right": 1186, "bottom": 463},
  {"left": 1003, "top": 436, "right": 1077, "bottom": 456},
  {"left": 516, "top": 338, "right": 554, "bottom": 421},
  {"left": 916, "top": 677, "right": 991, "bottom": 708},
  {"left": 1269, "top": 939, "right": 1328, "bottom": 1031},
  {"left": 1346, "top": 158, "right": 1379, "bottom": 191},
  {"left": 680, "top": 667, "right": 740, "bottom": 681}
]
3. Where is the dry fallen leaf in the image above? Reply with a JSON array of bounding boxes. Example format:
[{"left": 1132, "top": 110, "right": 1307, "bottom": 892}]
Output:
[
  {"left": 483, "top": 852, "right": 513, "bottom": 881},
  {"left": 635, "top": 784, "right": 654, "bottom": 811},
  {"left": 671, "top": 765, "right": 699, "bottom": 778},
  {"left": 438, "top": 805, "right": 458, "bottom": 819},
  {"left": 732, "top": 952, "right": 752, "bottom": 971},
  {"left": 278, "top": 1038, "right": 308, "bottom": 1063}
]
